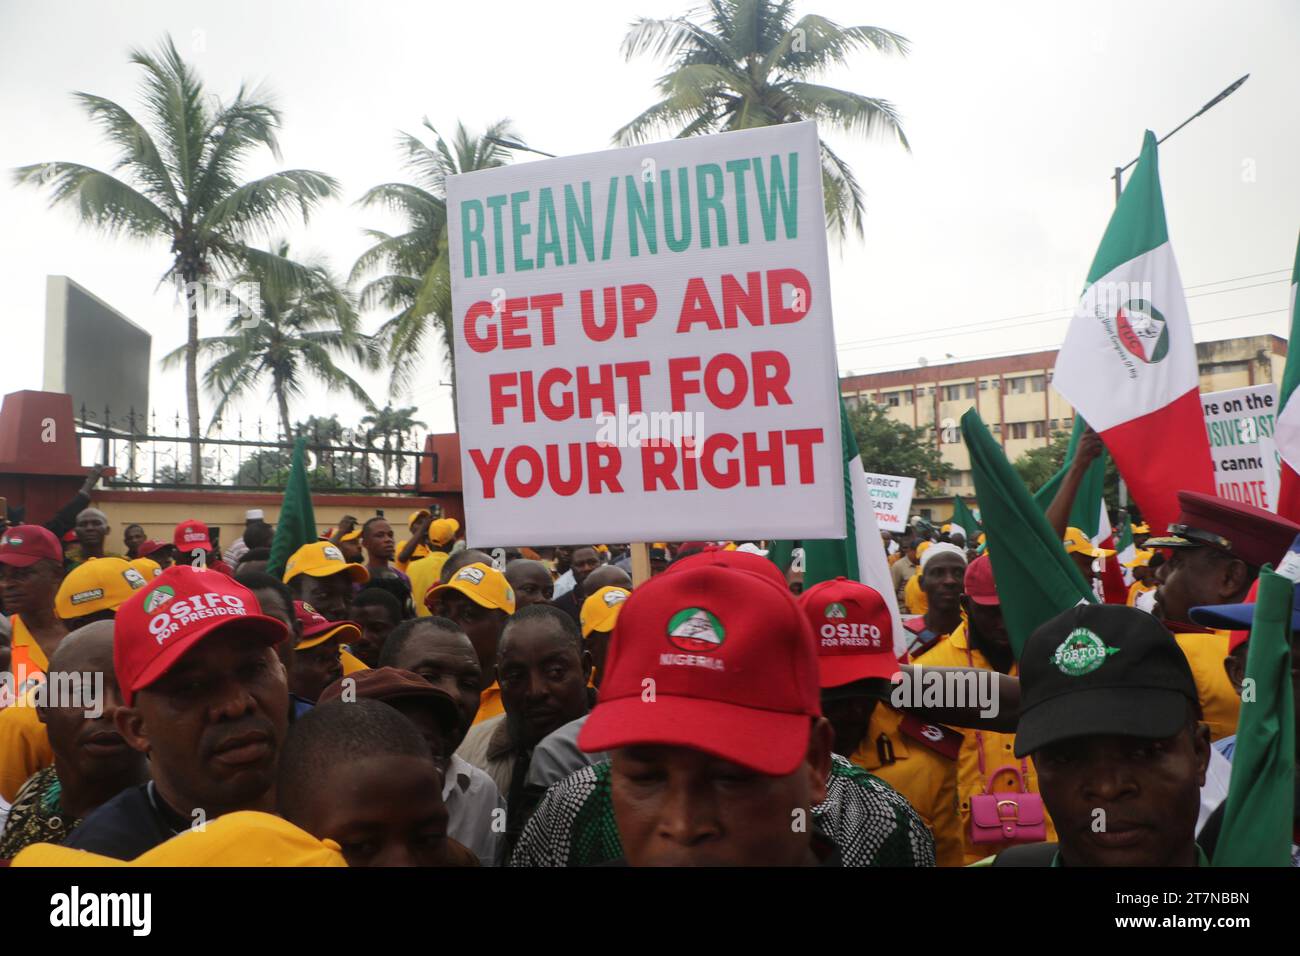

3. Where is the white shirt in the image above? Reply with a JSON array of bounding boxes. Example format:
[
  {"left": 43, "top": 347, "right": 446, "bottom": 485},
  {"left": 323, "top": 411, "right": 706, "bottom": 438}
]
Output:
[
  {"left": 552, "top": 569, "right": 576, "bottom": 599},
  {"left": 1196, "top": 744, "right": 1233, "bottom": 836},
  {"left": 443, "top": 754, "right": 506, "bottom": 866}
]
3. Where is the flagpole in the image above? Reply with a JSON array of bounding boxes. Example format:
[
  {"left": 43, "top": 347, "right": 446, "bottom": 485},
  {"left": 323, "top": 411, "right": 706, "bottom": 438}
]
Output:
[{"left": 1107, "top": 74, "right": 1248, "bottom": 515}]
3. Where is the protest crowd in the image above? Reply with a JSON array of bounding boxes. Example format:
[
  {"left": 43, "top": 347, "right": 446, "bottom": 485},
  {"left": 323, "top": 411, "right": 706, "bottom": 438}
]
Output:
[{"left": 0, "top": 451, "right": 1296, "bottom": 869}]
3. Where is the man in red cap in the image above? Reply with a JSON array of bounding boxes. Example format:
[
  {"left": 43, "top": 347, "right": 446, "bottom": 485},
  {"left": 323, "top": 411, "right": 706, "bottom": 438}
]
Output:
[
  {"left": 1146, "top": 490, "right": 1300, "bottom": 741},
  {"left": 922, "top": 554, "right": 1058, "bottom": 864},
  {"left": 799, "top": 577, "right": 964, "bottom": 866},
  {"left": 172, "top": 520, "right": 233, "bottom": 577},
  {"left": 574, "top": 564, "right": 933, "bottom": 866},
  {"left": 62, "top": 565, "right": 289, "bottom": 859},
  {"left": 0, "top": 525, "right": 69, "bottom": 694}
]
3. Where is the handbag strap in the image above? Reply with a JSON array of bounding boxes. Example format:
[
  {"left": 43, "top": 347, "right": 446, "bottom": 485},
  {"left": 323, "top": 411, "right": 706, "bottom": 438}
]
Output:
[{"left": 966, "top": 639, "right": 1031, "bottom": 794}]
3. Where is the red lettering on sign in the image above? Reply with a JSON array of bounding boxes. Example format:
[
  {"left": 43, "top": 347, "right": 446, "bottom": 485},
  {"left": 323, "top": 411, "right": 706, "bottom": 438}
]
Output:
[
  {"left": 767, "top": 269, "right": 811, "bottom": 324},
  {"left": 468, "top": 447, "right": 504, "bottom": 498},
  {"left": 464, "top": 301, "right": 497, "bottom": 353},
  {"left": 752, "top": 351, "right": 792, "bottom": 406}
]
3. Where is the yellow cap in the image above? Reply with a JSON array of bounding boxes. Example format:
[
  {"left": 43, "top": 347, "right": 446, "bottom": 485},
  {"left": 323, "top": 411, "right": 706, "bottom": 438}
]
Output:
[
  {"left": 916, "top": 541, "right": 932, "bottom": 555},
  {"left": 55, "top": 557, "right": 149, "bottom": 620},
  {"left": 941, "top": 523, "right": 953, "bottom": 533},
  {"left": 580, "top": 586, "right": 630, "bottom": 638},
  {"left": 340, "top": 648, "right": 369, "bottom": 675},
  {"left": 128, "top": 557, "right": 162, "bottom": 580},
  {"left": 11, "top": 811, "right": 346, "bottom": 867},
  {"left": 428, "top": 517, "right": 460, "bottom": 546},
  {"left": 296, "top": 621, "right": 361, "bottom": 652},
  {"left": 284, "top": 541, "right": 370, "bottom": 585},
  {"left": 723, "top": 542, "right": 737, "bottom": 551},
  {"left": 1122, "top": 548, "right": 1155, "bottom": 569},
  {"left": 594, "top": 544, "right": 609, "bottom": 554},
  {"left": 339, "top": 528, "right": 362, "bottom": 543},
  {"left": 427, "top": 563, "right": 516, "bottom": 614},
  {"left": 1132, "top": 522, "right": 1150, "bottom": 534},
  {"left": 1063, "top": 527, "right": 1116, "bottom": 559},
  {"left": 651, "top": 541, "right": 669, "bottom": 549}
]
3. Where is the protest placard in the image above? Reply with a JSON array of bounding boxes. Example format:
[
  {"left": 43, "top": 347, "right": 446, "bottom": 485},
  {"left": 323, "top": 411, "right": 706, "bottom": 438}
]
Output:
[
  {"left": 447, "top": 122, "right": 844, "bottom": 545},
  {"left": 862, "top": 472, "right": 915, "bottom": 533},
  {"left": 1202, "top": 384, "right": 1280, "bottom": 511}
]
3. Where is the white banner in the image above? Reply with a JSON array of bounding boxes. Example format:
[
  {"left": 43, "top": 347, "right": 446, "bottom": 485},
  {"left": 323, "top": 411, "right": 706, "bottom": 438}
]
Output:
[
  {"left": 447, "top": 122, "right": 844, "bottom": 546},
  {"left": 862, "top": 472, "right": 916, "bottom": 533},
  {"left": 1202, "top": 384, "right": 1280, "bottom": 512}
]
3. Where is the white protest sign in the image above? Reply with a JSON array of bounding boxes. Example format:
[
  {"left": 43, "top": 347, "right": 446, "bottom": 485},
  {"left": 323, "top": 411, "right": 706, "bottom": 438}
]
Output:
[
  {"left": 447, "top": 122, "right": 844, "bottom": 546},
  {"left": 1202, "top": 384, "right": 1280, "bottom": 512},
  {"left": 862, "top": 472, "right": 916, "bottom": 533}
]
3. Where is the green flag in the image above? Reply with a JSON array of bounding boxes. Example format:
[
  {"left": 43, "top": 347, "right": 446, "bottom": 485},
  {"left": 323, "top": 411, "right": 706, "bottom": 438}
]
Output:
[
  {"left": 266, "top": 437, "right": 318, "bottom": 580},
  {"left": 1032, "top": 417, "right": 1108, "bottom": 538},
  {"left": 951, "top": 496, "right": 982, "bottom": 539},
  {"left": 962, "top": 409, "right": 1095, "bottom": 658},
  {"left": 1212, "top": 566, "right": 1296, "bottom": 866}
]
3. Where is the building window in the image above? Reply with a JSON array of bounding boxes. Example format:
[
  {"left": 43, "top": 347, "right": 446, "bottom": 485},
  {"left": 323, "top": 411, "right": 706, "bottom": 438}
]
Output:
[
  {"left": 992, "top": 423, "right": 1002, "bottom": 435},
  {"left": 1006, "top": 377, "right": 1027, "bottom": 395},
  {"left": 964, "top": 383, "right": 977, "bottom": 399},
  {"left": 1009, "top": 422, "right": 1028, "bottom": 440},
  {"left": 902, "top": 390, "right": 914, "bottom": 406},
  {"left": 1029, "top": 375, "right": 1046, "bottom": 392},
  {"left": 886, "top": 392, "right": 901, "bottom": 407},
  {"left": 1031, "top": 420, "right": 1047, "bottom": 439},
  {"left": 978, "top": 380, "right": 990, "bottom": 391}
]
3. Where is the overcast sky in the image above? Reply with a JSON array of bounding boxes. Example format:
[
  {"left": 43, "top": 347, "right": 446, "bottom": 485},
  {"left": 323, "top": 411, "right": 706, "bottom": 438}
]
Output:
[{"left": 2, "top": 0, "right": 1296, "bottom": 439}]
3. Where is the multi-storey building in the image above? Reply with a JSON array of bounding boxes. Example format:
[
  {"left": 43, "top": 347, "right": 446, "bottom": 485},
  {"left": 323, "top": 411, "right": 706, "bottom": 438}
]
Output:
[{"left": 839, "top": 333, "right": 1287, "bottom": 522}]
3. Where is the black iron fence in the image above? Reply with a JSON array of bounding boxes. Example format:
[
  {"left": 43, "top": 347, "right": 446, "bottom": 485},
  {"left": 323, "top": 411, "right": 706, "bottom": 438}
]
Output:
[{"left": 76, "top": 407, "right": 437, "bottom": 494}]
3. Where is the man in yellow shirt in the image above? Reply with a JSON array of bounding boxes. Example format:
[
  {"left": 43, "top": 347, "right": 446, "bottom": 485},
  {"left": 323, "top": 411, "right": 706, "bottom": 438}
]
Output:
[
  {"left": 1146, "top": 490, "right": 1300, "bottom": 742},
  {"left": 1123, "top": 549, "right": 1157, "bottom": 606},
  {"left": 404, "top": 519, "right": 460, "bottom": 613},
  {"left": 922, "top": 554, "right": 1058, "bottom": 864},
  {"left": 903, "top": 543, "right": 966, "bottom": 656},
  {"left": 426, "top": 562, "right": 516, "bottom": 725},
  {"left": 800, "top": 576, "right": 965, "bottom": 866}
]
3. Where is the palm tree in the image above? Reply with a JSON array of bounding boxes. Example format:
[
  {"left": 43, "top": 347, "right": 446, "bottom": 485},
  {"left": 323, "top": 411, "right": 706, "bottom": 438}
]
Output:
[
  {"left": 14, "top": 35, "right": 339, "bottom": 481},
  {"left": 616, "top": 0, "right": 909, "bottom": 240},
  {"left": 161, "top": 240, "right": 379, "bottom": 442},
  {"left": 351, "top": 119, "right": 517, "bottom": 409},
  {"left": 360, "top": 404, "right": 427, "bottom": 486}
]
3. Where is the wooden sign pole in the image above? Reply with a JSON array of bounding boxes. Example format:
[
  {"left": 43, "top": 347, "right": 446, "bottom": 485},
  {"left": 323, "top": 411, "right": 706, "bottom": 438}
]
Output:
[{"left": 630, "top": 541, "right": 651, "bottom": 587}]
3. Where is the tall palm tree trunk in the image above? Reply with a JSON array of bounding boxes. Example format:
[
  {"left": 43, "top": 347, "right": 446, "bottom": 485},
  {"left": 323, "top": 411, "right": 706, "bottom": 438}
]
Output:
[
  {"left": 184, "top": 270, "right": 203, "bottom": 485},
  {"left": 276, "top": 386, "right": 293, "bottom": 445}
]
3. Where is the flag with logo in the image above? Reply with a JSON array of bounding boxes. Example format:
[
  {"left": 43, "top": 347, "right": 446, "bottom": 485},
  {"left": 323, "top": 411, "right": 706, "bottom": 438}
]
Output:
[
  {"left": 962, "top": 409, "right": 1096, "bottom": 658},
  {"left": 951, "top": 495, "right": 982, "bottom": 539},
  {"left": 770, "top": 398, "right": 906, "bottom": 658},
  {"left": 1213, "top": 561, "right": 1296, "bottom": 866},
  {"left": 1274, "top": 232, "right": 1300, "bottom": 523},
  {"left": 1051, "top": 131, "right": 1214, "bottom": 533},
  {"left": 266, "top": 437, "right": 318, "bottom": 580}
]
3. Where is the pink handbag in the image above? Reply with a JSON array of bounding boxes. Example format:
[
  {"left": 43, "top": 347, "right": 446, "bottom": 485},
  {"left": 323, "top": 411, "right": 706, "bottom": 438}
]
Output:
[{"left": 970, "top": 748, "right": 1047, "bottom": 844}]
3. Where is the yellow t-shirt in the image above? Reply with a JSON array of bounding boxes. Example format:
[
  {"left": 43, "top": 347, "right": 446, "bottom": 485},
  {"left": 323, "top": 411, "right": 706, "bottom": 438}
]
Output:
[
  {"left": 1173, "top": 631, "right": 1240, "bottom": 742},
  {"left": 474, "top": 682, "right": 504, "bottom": 726},
  {"left": 394, "top": 539, "right": 431, "bottom": 573},
  {"left": 0, "top": 691, "right": 52, "bottom": 803},
  {"left": 921, "top": 622, "right": 1057, "bottom": 865},
  {"left": 904, "top": 572, "right": 928, "bottom": 615},
  {"left": 1126, "top": 580, "right": 1156, "bottom": 606},
  {"left": 849, "top": 704, "right": 964, "bottom": 867},
  {"left": 407, "top": 552, "right": 451, "bottom": 616}
]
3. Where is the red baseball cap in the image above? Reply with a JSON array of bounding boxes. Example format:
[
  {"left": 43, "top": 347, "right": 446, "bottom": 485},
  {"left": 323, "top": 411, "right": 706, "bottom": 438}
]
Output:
[
  {"left": 664, "top": 547, "right": 789, "bottom": 591},
  {"left": 798, "top": 578, "right": 899, "bottom": 687},
  {"left": 138, "top": 539, "right": 171, "bottom": 558},
  {"left": 292, "top": 600, "right": 361, "bottom": 650},
  {"left": 114, "top": 565, "right": 289, "bottom": 706},
  {"left": 173, "top": 520, "right": 212, "bottom": 552},
  {"left": 578, "top": 565, "right": 821, "bottom": 775},
  {"left": 964, "top": 554, "right": 1000, "bottom": 606},
  {"left": 0, "top": 525, "right": 63, "bottom": 567}
]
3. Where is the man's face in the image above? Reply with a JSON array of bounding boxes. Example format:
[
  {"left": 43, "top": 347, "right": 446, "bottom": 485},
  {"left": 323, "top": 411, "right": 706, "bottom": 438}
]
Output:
[
  {"left": 0, "top": 559, "right": 64, "bottom": 615},
  {"left": 363, "top": 520, "right": 396, "bottom": 562},
  {"left": 1070, "top": 550, "right": 1096, "bottom": 582},
  {"left": 119, "top": 629, "right": 289, "bottom": 815},
  {"left": 40, "top": 641, "right": 139, "bottom": 785},
  {"left": 433, "top": 591, "right": 506, "bottom": 673},
  {"left": 962, "top": 596, "right": 1010, "bottom": 657},
  {"left": 920, "top": 554, "right": 965, "bottom": 612},
  {"left": 504, "top": 562, "right": 554, "bottom": 608},
  {"left": 1153, "top": 546, "right": 1247, "bottom": 626},
  {"left": 570, "top": 548, "right": 600, "bottom": 593},
  {"left": 1035, "top": 727, "right": 1209, "bottom": 867},
  {"left": 349, "top": 603, "right": 397, "bottom": 668},
  {"left": 388, "top": 625, "right": 482, "bottom": 748},
  {"left": 291, "top": 637, "right": 342, "bottom": 703},
  {"left": 311, "top": 755, "right": 452, "bottom": 866},
  {"left": 553, "top": 547, "right": 573, "bottom": 573},
  {"left": 123, "top": 526, "right": 146, "bottom": 555},
  {"left": 906, "top": 541, "right": 919, "bottom": 563},
  {"left": 610, "top": 727, "right": 832, "bottom": 866},
  {"left": 75, "top": 512, "right": 109, "bottom": 552},
  {"left": 338, "top": 538, "right": 363, "bottom": 563},
  {"left": 295, "top": 572, "right": 354, "bottom": 623},
  {"left": 820, "top": 695, "right": 877, "bottom": 760},
  {"left": 497, "top": 619, "right": 590, "bottom": 749}
]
